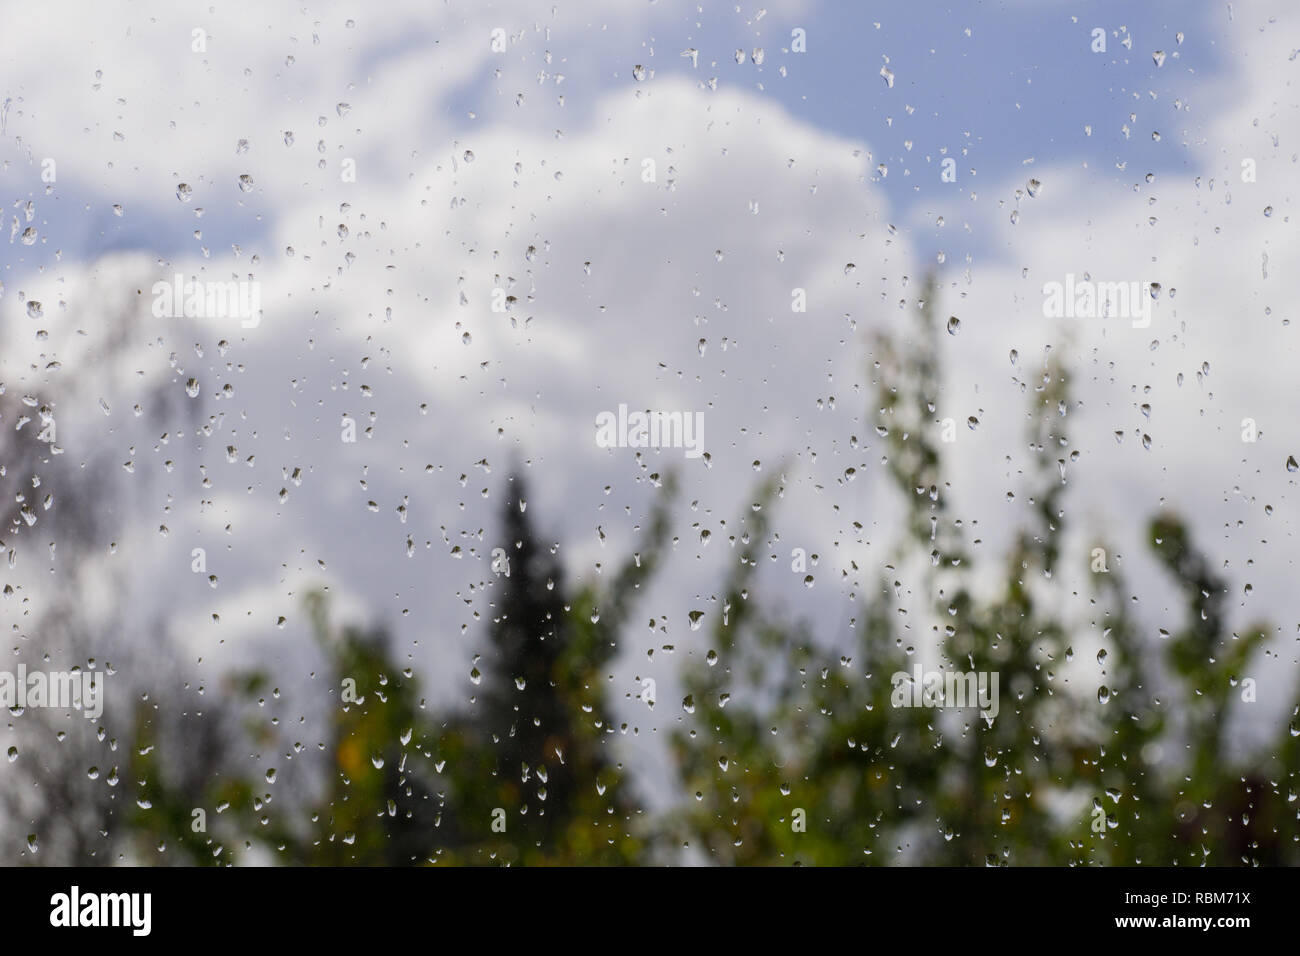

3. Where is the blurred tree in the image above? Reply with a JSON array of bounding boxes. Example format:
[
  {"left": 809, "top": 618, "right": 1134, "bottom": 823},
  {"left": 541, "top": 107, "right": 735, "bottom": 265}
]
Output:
[
  {"left": 15, "top": 272, "right": 1293, "bottom": 867},
  {"left": 1081, "top": 515, "right": 1271, "bottom": 865},
  {"left": 0, "top": 281, "right": 245, "bottom": 865},
  {"left": 287, "top": 593, "right": 444, "bottom": 865},
  {"left": 206, "top": 472, "right": 677, "bottom": 865},
  {"left": 127, "top": 692, "right": 265, "bottom": 865},
  {"left": 671, "top": 279, "right": 1292, "bottom": 866},
  {"left": 433, "top": 472, "right": 674, "bottom": 864}
]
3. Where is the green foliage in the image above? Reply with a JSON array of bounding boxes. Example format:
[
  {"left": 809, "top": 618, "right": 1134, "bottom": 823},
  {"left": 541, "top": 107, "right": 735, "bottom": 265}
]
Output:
[
  {"left": 140, "top": 474, "right": 678, "bottom": 865},
  {"left": 120, "top": 291, "right": 1294, "bottom": 866},
  {"left": 669, "top": 281, "right": 1294, "bottom": 866},
  {"left": 425, "top": 473, "right": 673, "bottom": 865}
]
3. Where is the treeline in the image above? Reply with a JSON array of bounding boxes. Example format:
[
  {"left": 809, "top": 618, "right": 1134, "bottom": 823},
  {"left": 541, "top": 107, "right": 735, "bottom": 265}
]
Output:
[{"left": 7, "top": 284, "right": 1297, "bottom": 865}]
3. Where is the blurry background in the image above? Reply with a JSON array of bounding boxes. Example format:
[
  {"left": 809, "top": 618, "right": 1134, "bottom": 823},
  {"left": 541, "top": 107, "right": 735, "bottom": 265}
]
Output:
[{"left": 1, "top": 0, "right": 1297, "bottom": 864}]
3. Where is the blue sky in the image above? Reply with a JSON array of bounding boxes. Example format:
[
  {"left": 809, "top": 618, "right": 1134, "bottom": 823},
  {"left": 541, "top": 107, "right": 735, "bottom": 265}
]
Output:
[{"left": 0, "top": 2, "right": 1243, "bottom": 266}]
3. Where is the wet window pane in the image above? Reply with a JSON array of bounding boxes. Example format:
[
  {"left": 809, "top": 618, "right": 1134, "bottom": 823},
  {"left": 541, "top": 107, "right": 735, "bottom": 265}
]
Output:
[{"left": 1, "top": 2, "right": 1296, "bottom": 872}]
